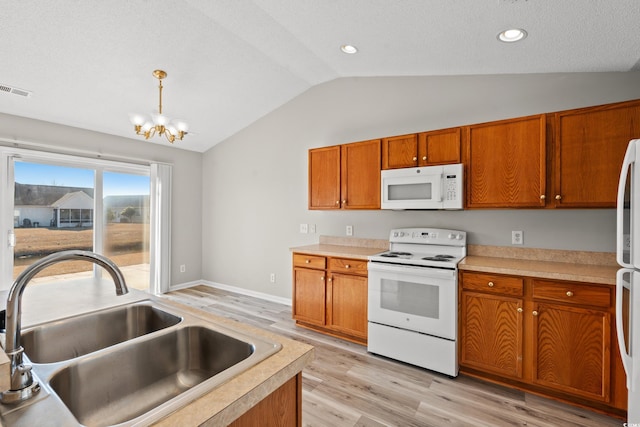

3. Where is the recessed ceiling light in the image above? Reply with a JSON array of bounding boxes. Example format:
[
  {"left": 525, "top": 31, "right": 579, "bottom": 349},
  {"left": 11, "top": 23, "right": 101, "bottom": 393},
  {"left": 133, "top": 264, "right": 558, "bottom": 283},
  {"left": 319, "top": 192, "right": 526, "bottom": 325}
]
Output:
[
  {"left": 340, "top": 44, "right": 358, "bottom": 54},
  {"left": 497, "top": 28, "right": 527, "bottom": 43}
]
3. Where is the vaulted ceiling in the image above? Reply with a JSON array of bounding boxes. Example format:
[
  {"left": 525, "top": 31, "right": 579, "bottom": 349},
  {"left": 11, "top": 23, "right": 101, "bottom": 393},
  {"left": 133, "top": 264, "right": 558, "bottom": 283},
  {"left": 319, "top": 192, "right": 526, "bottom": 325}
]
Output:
[{"left": 1, "top": 1, "right": 639, "bottom": 152}]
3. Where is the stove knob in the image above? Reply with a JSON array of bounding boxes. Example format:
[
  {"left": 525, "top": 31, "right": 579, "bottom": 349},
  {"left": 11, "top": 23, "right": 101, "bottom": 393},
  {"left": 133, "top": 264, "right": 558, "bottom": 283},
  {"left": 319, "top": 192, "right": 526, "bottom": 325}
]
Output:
[
  {"left": 456, "top": 234, "right": 463, "bottom": 240},
  {"left": 448, "top": 233, "right": 454, "bottom": 239},
  {"left": 398, "top": 232, "right": 405, "bottom": 237}
]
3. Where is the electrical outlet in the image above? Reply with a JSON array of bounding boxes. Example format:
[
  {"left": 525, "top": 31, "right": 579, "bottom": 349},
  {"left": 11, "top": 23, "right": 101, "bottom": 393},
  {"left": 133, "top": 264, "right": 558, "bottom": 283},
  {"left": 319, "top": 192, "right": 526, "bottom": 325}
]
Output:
[
  {"left": 310, "top": 224, "right": 316, "bottom": 234},
  {"left": 179, "top": 264, "right": 186, "bottom": 273},
  {"left": 512, "top": 230, "right": 523, "bottom": 245},
  {"left": 346, "top": 225, "right": 353, "bottom": 236},
  {"left": 299, "top": 224, "right": 308, "bottom": 234},
  {"left": 270, "top": 273, "right": 276, "bottom": 283}
]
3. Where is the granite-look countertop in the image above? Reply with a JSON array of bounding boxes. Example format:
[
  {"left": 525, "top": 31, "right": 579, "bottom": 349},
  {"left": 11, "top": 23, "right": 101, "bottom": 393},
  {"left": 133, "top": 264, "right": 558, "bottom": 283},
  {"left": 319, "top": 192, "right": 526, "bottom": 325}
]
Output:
[
  {"left": 0, "top": 279, "right": 314, "bottom": 426},
  {"left": 459, "top": 245, "right": 618, "bottom": 285},
  {"left": 291, "top": 235, "right": 388, "bottom": 260}
]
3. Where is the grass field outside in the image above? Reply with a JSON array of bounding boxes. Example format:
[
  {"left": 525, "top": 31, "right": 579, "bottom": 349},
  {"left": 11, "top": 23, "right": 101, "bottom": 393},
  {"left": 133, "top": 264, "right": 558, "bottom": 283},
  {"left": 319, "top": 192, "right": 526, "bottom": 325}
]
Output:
[{"left": 13, "top": 223, "right": 149, "bottom": 279}]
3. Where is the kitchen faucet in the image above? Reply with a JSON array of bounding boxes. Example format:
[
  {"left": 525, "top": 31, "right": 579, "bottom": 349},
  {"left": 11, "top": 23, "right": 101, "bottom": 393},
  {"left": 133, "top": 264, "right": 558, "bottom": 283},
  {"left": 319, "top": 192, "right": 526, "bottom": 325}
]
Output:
[{"left": 0, "top": 250, "right": 128, "bottom": 404}]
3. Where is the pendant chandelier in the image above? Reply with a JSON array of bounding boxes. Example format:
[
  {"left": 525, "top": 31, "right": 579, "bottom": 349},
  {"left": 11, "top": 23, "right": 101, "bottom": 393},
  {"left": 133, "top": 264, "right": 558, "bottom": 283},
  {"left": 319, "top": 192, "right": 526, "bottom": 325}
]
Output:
[{"left": 130, "top": 69, "right": 188, "bottom": 143}]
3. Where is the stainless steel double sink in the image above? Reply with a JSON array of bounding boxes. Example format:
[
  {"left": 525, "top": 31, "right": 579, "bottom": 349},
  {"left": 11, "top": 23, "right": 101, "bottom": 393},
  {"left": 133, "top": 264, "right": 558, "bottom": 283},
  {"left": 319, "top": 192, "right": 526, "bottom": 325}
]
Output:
[{"left": 0, "top": 300, "right": 282, "bottom": 426}]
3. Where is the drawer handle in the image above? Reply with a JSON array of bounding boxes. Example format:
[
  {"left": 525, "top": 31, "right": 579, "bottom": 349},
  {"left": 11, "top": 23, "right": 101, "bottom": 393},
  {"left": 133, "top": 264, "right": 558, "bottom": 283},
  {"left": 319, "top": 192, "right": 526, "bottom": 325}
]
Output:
[
  {"left": 517, "top": 307, "right": 523, "bottom": 313},
  {"left": 305, "top": 259, "right": 310, "bottom": 264},
  {"left": 345, "top": 264, "right": 350, "bottom": 269},
  {"left": 566, "top": 291, "right": 574, "bottom": 297},
  {"left": 488, "top": 281, "right": 494, "bottom": 287},
  {"left": 532, "top": 310, "right": 539, "bottom": 316}
]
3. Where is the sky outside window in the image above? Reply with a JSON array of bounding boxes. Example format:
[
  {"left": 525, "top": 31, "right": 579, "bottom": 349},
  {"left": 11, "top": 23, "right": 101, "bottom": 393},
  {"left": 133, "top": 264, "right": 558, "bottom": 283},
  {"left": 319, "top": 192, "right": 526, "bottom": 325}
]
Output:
[{"left": 14, "top": 162, "right": 150, "bottom": 196}]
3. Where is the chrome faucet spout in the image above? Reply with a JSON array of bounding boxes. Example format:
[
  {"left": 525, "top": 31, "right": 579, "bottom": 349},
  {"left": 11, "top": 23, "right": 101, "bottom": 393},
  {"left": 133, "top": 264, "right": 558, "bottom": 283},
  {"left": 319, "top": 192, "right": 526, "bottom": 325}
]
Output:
[{"left": 1, "top": 250, "right": 129, "bottom": 404}]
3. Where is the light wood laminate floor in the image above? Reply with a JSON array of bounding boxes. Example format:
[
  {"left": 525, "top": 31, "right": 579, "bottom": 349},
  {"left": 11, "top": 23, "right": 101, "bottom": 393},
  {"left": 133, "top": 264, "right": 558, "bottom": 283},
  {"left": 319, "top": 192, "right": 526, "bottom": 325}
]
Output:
[{"left": 162, "top": 285, "right": 623, "bottom": 427}]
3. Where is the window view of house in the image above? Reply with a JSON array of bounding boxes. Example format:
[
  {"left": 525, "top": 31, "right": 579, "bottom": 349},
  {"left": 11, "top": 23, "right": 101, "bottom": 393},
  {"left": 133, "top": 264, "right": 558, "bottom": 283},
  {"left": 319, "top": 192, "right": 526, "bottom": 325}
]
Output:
[
  {"left": 13, "top": 161, "right": 151, "bottom": 291},
  {"left": 13, "top": 163, "right": 95, "bottom": 280}
]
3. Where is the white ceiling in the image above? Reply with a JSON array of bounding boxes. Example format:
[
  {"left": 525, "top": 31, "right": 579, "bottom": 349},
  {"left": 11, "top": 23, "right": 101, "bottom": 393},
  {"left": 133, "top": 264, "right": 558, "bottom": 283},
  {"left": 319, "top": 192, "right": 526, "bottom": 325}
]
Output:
[{"left": 1, "top": 0, "right": 639, "bottom": 153}]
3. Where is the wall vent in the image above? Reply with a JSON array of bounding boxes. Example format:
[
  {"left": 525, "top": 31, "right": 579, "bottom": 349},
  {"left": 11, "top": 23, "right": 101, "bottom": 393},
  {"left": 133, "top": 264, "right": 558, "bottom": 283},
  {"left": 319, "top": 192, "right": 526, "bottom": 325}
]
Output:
[{"left": 0, "top": 84, "right": 32, "bottom": 98}]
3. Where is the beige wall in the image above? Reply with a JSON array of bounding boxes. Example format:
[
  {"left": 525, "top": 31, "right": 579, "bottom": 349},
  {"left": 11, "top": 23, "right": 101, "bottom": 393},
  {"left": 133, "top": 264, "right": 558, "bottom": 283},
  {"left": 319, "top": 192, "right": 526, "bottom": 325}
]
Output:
[
  {"left": 202, "top": 72, "right": 640, "bottom": 300},
  {"left": 0, "top": 113, "right": 203, "bottom": 286}
]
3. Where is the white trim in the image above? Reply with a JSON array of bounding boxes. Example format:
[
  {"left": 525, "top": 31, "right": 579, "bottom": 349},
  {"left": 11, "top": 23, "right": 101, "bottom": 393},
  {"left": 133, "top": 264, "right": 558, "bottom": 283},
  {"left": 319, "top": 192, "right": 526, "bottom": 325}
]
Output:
[
  {"left": 170, "top": 280, "right": 292, "bottom": 306},
  {"left": 168, "top": 280, "right": 202, "bottom": 291},
  {"left": 0, "top": 137, "right": 171, "bottom": 168}
]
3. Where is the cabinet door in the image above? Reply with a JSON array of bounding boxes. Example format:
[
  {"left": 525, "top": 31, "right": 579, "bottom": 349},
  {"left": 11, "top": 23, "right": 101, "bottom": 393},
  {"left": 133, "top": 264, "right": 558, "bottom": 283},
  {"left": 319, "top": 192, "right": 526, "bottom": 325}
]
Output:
[
  {"left": 460, "top": 291, "right": 523, "bottom": 379},
  {"left": 341, "top": 139, "right": 381, "bottom": 209},
  {"left": 532, "top": 302, "right": 611, "bottom": 402},
  {"left": 465, "top": 115, "right": 546, "bottom": 208},
  {"left": 553, "top": 100, "right": 640, "bottom": 207},
  {"left": 292, "top": 268, "right": 326, "bottom": 326},
  {"left": 327, "top": 273, "right": 368, "bottom": 339},
  {"left": 418, "top": 128, "right": 461, "bottom": 165},
  {"left": 309, "top": 145, "right": 341, "bottom": 209},
  {"left": 382, "top": 134, "right": 418, "bottom": 169}
]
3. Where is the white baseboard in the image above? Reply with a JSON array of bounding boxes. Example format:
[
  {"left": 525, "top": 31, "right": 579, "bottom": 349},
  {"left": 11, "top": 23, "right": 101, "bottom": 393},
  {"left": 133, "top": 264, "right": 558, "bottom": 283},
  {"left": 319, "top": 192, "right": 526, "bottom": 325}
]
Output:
[
  {"left": 169, "top": 280, "right": 292, "bottom": 306},
  {"left": 168, "top": 280, "right": 202, "bottom": 291}
]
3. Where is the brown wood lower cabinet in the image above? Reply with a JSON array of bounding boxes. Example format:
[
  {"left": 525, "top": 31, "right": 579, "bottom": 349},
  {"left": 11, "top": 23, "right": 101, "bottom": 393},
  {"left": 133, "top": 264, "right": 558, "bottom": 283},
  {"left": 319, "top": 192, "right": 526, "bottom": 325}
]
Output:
[
  {"left": 459, "top": 271, "right": 627, "bottom": 417},
  {"left": 227, "top": 373, "right": 302, "bottom": 427},
  {"left": 292, "top": 253, "right": 368, "bottom": 344}
]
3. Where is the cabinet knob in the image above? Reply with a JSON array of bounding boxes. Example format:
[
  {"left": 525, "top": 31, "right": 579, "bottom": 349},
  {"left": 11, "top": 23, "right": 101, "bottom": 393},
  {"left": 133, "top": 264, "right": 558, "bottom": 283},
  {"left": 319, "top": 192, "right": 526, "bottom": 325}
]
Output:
[
  {"left": 328, "top": 277, "right": 332, "bottom": 282},
  {"left": 566, "top": 291, "right": 574, "bottom": 297},
  {"left": 320, "top": 276, "right": 324, "bottom": 281},
  {"left": 517, "top": 307, "right": 523, "bottom": 313},
  {"left": 488, "top": 281, "right": 494, "bottom": 287},
  {"left": 555, "top": 195, "right": 562, "bottom": 200},
  {"left": 305, "top": 259, "right": 310, "bottom": 264},
  {"left": 413, "top": 157, "right": 417, "bottom": 161},
  {"left": 345, "top": 264, "right": 350, "bottom": 269},
  {"left": 342, "top": 199, "right": 347, "bottom": 205},
  {"left": 422, "top": 156, "right": 427, "bottom": 161},
  {"left": 540, "top": 195, "right": 546, "bottom": 200},
  {"left": 532, "top": 310, "right": 539, "bottom": 316},
  {"left": 335, "top": 200, "right": 340, "bottom": 205}
]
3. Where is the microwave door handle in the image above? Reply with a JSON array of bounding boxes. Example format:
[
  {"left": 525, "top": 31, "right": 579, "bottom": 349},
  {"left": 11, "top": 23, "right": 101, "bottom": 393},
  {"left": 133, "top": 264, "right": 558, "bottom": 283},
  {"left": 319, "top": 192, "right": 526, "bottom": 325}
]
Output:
[
  {"left": 617, "top": 140, "right": 636, "bottom": 267},
  {"left": 616, "top": 268, "right": 634, "bottom": 389}
]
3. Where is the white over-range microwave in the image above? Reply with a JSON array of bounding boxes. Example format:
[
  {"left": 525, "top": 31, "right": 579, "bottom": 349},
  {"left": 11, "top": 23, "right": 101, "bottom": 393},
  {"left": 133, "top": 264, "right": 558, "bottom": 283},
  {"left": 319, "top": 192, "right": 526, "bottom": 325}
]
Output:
[{"left": 381, "top": 163, "right": 463, "bottom": 210}]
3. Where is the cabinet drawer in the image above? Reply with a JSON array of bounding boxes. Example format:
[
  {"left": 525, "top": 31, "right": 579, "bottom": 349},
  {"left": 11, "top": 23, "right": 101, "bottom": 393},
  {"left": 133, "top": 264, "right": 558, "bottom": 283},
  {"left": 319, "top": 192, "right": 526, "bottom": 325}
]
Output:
[
  {"left": 329, "top": 258, "right": 368, "bottom": 276},
  {"left": 462, "top": 272, "right": 523, "bottom": 297},
  {"left": 533, "top": 280, "right": 611, "bottom": 308},
  {"left": 293, "top": 253, "right": 326, "bottom": 269}
]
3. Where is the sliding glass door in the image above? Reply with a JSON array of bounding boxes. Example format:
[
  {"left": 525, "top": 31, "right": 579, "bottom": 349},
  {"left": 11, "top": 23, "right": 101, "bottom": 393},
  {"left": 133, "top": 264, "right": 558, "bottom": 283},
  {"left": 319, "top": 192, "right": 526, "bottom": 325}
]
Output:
[{"left": 1, "top": 148, "right": 168, "bottom": 293}]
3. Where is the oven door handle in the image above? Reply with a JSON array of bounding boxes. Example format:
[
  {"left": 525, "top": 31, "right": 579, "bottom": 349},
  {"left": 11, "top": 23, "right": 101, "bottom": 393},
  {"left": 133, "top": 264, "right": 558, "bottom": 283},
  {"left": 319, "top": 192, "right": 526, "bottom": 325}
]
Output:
[{"left": 367, "top": 261, "right": 456, "bottom": 279}]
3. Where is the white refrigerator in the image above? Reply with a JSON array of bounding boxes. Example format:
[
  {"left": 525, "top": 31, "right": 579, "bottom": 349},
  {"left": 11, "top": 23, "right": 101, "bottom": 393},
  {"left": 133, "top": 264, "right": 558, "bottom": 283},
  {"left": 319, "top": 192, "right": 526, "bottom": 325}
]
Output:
[{"left": 616, "top": 138, "right": 640, "bottom": 423}]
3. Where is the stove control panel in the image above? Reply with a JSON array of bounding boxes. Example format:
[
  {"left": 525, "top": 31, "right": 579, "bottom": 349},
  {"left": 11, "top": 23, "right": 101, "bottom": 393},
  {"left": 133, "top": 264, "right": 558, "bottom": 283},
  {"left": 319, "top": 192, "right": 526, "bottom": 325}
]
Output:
[{"left": 389, "top": 228, "right": 466, "bottom": 246}]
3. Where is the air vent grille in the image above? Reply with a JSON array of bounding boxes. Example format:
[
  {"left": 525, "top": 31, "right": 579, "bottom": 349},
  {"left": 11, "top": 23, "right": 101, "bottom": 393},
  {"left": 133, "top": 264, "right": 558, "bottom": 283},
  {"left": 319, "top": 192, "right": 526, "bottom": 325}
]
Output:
[{"left": 0, "top": 84, "right": 32, "bottom": 98}]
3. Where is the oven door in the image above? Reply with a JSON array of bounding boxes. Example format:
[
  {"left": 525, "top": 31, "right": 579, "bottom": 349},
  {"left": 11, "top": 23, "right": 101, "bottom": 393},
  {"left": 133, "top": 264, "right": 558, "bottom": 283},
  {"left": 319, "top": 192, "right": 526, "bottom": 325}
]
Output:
[{"left": 368, "top": 261, "right": 457, "bottom": 340}]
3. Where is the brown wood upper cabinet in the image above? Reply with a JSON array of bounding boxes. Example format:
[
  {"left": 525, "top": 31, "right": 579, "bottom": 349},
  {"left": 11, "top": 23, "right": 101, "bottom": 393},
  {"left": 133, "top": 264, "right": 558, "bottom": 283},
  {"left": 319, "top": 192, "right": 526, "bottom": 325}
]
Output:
[
  {"left": 464, "top": 115, "right": 546, "bottom": 208},
  {"left": 551, "top": 99, "right": 640, "bottom": 208},
  {"left": 381, "top": 128, "right": 461, "bottom": 169},
  {"left": 308, "top": 139, "right": 381, "bottom": 210}
]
